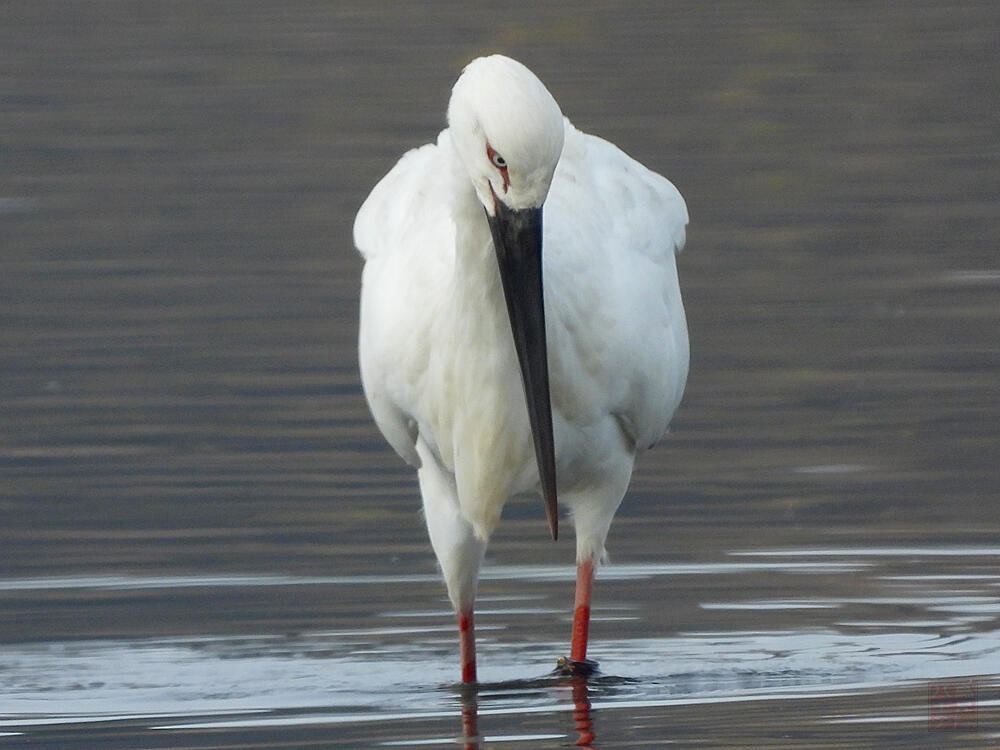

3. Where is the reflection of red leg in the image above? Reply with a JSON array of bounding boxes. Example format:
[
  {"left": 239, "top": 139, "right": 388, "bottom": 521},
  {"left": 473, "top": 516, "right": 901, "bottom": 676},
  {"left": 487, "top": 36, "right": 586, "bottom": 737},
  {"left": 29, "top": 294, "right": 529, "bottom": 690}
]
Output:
[
  {"left": 460, "top": 689, "right": 480, "bottom": 749},
  {"left": 570, "top": 560, "right": 594, "bottom": 663},
  {"left": 572, "top": 678, "right": 597, "bottom": 748},
  {"left": 459, "top": 609, "right": 477, "bottom": 684}
]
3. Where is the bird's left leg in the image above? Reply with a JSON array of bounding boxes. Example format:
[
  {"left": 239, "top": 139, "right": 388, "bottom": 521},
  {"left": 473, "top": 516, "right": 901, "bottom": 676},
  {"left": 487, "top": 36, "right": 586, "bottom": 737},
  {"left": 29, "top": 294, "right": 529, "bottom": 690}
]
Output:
[
  {"left": 570, "top": 556, "right": 596, "bottom": 665},
  {"left": 556, "top": 540, "right": 603, "bottom": 677},
  {"left": 416, "top": 439, "right": 487, "bottom": 684},
  {"left": 558, "top": 451, "right": 634, "bottom": 677}
]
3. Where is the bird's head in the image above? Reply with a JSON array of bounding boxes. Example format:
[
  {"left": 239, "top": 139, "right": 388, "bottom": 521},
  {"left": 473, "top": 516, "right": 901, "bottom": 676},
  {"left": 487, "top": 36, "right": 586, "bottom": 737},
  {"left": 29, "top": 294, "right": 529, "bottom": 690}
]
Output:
[
  {"left": 447, "top": 55, "right": 565, "bottom": 540},
  {"left": 447, "top": 55, "right": 565, "bottom": 217}
]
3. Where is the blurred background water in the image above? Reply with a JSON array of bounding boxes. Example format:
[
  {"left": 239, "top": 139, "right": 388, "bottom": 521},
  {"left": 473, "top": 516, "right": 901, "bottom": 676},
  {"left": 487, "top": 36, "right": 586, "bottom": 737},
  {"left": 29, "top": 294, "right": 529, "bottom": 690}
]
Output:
[{"left": 1, "top": 2, "right": 998, "bottom": 747}]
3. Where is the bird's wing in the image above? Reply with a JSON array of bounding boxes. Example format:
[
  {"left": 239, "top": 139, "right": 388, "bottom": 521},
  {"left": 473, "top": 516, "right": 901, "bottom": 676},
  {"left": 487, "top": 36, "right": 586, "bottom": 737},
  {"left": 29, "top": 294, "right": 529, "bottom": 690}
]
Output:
[
  {"left": 355, "top": 142, "right": 445, "bottom": 261},
  {"left": 544, "top": 122, "right": 690, "bottom": 452},
  {"left": 354, "top": 137, "right": 455, "bottom": 468}
]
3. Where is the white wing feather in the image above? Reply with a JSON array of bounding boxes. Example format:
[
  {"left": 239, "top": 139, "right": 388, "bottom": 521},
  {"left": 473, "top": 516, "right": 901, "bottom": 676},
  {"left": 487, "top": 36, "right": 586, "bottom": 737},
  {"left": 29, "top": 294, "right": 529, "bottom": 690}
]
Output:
[
  {"left": 355, "top": 139, "right": 454, "bottom": 468},
  {"left": 543, "top": 122, "right": 689, "bottom": 452}
]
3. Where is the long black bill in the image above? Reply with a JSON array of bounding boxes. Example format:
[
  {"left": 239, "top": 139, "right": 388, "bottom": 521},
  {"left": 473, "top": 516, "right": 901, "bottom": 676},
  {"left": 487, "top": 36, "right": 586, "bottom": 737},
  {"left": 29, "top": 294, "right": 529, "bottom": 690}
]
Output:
[{"left": 487, "top": 201, "right": 558, "bottom": 541}]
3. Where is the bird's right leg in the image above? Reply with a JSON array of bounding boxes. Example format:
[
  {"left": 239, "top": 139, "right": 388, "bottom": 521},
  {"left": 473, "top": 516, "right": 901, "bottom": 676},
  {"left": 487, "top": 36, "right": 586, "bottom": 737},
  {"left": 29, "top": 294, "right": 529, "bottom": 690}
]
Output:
[
  {"left": 416, "top": 440, "right": 487, "bottom": 684},
  {"left": 458, "top": 608, "right": 477, "bottom": 684}
]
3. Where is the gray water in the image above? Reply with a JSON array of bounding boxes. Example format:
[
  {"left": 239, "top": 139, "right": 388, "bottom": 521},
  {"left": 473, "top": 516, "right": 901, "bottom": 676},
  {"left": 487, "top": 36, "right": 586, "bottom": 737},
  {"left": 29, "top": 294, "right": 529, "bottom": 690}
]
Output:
[{"left": 2, "top": 2, "right": 999, "bottom": 748}]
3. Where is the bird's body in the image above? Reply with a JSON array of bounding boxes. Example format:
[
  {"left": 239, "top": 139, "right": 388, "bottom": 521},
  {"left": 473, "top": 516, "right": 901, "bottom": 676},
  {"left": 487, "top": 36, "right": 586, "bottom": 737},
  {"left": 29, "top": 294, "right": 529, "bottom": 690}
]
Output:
[{"left": 356, "top": 56, "right": 688, "bottom": 682}]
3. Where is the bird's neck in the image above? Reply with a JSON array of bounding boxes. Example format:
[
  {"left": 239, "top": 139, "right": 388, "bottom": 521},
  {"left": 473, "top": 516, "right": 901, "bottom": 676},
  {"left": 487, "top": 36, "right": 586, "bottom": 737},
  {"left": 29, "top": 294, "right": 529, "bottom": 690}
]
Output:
[
  {"left": 419, "top": 139, "right": 538, "bottom": 537},
  {"left": 450, "top": 182, "right": 534, "bottom": 537},
  {"left": 448, "top": 161, "right": 505, "bottom": 312}
]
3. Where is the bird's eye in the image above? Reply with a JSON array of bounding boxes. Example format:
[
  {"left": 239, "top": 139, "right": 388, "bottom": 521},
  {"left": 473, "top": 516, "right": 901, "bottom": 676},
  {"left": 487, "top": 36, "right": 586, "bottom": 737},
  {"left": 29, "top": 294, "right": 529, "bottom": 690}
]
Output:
[{"left": 487, "top": 146, "right": 507, "bottom": 169}]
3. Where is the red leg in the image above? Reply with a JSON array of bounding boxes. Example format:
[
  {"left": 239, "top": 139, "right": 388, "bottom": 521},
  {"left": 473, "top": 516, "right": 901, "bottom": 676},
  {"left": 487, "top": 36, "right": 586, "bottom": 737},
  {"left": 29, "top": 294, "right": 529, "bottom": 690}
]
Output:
[
  {"left": 458, "top": 608, "right": 477, "bottom": 683},
  {"left": 570, "top": 559, "right": 594, "bottom": 663}
]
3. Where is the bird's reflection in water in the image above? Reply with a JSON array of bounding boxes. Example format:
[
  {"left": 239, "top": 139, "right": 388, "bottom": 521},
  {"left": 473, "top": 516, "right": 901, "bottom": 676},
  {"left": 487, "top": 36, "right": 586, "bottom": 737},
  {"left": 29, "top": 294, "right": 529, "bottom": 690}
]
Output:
[
  {"left": 570, "top": 677, "right": 598, "bottom": 748},
  {"left": 456, "top": 676, "right": 598, "bottom": 749},
  {"left": 459, "top": 686, "right": 482, "bottom": 749}
]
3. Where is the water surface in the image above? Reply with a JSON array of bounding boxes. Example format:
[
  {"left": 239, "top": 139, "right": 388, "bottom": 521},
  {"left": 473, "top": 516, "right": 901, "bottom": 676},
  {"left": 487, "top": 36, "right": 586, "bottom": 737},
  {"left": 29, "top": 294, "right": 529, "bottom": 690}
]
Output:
[{"left": 3, "top": 546, "right": 998, "bottom": 746}]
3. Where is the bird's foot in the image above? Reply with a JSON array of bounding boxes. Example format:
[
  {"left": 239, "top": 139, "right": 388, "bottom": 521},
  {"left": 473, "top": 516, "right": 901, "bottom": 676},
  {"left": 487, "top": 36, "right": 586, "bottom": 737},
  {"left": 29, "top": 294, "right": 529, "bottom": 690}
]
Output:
[{"left": 554, "top": 656, "right": 599, "bottom": 678}]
